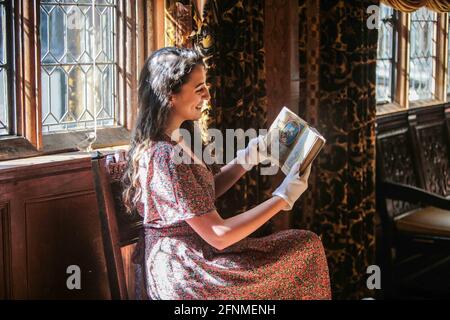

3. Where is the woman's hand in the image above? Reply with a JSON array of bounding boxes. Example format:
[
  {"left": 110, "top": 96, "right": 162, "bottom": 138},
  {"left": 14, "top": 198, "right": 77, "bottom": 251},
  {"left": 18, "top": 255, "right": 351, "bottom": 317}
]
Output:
[
  {"left": 236, "top": 135, "right": 270, "bottom": 171},
  {"left": 272, "top": 162, "right": 311, "bottom": 211}
]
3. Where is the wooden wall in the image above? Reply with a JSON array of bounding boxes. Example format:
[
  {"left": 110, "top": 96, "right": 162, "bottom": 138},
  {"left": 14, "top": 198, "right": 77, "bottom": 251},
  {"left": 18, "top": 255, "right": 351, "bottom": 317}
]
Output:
[
  {"left": 264, "top": 0, "right": 300, "bottom": 231},
  {"left": 265, "top": 0, "right": 299, "bottom": 124},
  {"left": 0, "top": 155, "right": 111, "bottom": 299}
]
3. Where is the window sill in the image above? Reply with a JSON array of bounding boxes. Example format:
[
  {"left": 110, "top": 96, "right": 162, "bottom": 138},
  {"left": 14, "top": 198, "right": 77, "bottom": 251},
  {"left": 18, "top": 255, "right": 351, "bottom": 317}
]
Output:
[
  {"left": 0, "top": 126, "right": 130, "bottom": 161},
  {"left": 376, "top": 103, "right": 406, "bottom": 116},
  {"left": 409, "top": 99, "right": 445, "bottom": 109},
  {"left": 43, "top": 126, "right": 130, "bottom": 153},
  {"left": 376, "top": 100, "right": 447, "bottom": 117},
  {"left": 0, "top": 144, "right": 130, "bottom": 181}
]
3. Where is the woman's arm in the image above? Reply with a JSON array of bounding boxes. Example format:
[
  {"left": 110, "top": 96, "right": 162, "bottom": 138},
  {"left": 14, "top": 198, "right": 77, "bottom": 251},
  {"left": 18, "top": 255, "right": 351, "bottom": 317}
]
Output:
[
  {"left": 213, "top": 159, "right": 248, "bottom": 198},
  {"left": 186, "top": 196, "right": 287, "bottom": 251},
  {"left": 213, "top": 135, "right": 269, "bottom": 198}
]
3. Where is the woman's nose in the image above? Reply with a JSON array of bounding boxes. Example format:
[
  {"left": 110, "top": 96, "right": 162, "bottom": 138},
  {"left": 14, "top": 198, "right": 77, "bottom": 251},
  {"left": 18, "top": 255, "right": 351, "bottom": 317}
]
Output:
[{"left": 203, "top": 88, "right": 211, "bottom": 100}]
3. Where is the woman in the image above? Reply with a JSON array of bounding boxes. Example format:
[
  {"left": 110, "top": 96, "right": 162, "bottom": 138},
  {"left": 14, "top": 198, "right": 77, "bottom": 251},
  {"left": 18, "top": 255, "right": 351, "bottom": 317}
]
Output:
[{"left": 123, "top": 47, "right": 331, "bottom": 300}]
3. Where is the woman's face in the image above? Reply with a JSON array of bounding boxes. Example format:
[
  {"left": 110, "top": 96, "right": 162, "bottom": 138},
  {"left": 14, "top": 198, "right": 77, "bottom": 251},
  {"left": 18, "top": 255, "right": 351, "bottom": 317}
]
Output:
[{"left": 170, "top": 64, "right": 210, "bottom": 122}]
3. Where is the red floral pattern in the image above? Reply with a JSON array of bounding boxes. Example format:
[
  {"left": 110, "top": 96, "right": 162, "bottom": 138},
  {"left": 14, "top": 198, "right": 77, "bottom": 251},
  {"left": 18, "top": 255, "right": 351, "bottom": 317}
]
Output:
[{"left": 133, "top": 134, "right": 332, "bottom": 300}]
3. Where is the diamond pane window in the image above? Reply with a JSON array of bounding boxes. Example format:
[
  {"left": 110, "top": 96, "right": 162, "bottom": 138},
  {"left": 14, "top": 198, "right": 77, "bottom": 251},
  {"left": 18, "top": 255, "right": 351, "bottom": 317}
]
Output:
[
  {"left": 376, "top": 4, "right": 396, "bottom": 104},
  {"left": 409, "top": 7, "right": 437, "bottom": 102},
  {"left": 40, "top": 0, "right": 117, "bottom": 133},
  {"left": 0, "top": 1, "right": 9, "bottom": 135}
]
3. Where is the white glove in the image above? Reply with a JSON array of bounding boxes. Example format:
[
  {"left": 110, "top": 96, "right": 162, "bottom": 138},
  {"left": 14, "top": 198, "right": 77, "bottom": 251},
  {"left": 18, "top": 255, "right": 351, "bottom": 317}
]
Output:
[
  {"left": 236, "top": 135, "right": 270, "bottom": 171},
  {"left": 272, "top": 162, "right": 311, "bottom": 211}
]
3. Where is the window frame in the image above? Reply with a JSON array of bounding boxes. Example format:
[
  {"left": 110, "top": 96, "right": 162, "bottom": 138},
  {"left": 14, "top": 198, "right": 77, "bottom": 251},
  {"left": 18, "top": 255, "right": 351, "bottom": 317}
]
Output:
[
  {"left": 0, "top": 0, "right": 161, "bottom": 161},
  {"left": 0, "top": 0, "right": 15, "bottom": 136},
  {"left": 445, "top": 13, "right": 449, "bottom": 101},
  {"left": 376, "top": 8, "right": 450, "bottom": 116}
]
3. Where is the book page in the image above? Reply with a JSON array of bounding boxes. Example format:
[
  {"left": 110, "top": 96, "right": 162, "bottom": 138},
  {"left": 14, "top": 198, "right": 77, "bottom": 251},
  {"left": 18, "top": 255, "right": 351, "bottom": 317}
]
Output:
[
  {"left": 264, "top": 106, "right": 326, "bottom": 176},
  {"left": 264, "top": 107, "right": 307, "bottom": 169},
  {"left": 282, "top": 127, "right": 317, "bottom": 175}
]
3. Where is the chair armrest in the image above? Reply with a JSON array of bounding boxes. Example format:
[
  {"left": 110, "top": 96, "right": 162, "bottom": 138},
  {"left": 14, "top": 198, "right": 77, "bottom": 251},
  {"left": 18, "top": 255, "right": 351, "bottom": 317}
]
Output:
[{"left": 381, "top": 181, "right": 450, "bottom": 211}]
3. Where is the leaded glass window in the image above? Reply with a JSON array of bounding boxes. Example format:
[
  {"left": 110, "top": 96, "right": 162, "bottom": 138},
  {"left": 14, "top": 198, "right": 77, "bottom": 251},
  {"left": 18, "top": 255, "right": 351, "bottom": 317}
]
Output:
[
  {"left": 40, "top": 0, "right": 117, "bottom": 133},
  {"left": 376, "top": 4, "right": 397, "bottom": 104},
  {"left": 0, "top": 0, "right": 11, "bottom": 136},
  {"left": 409, "top": 7, "right": 437, "bottom": 102}
]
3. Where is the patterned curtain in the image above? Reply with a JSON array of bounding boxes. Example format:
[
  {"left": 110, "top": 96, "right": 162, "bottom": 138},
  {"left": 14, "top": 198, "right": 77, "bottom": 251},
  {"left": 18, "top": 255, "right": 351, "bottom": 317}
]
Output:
[
  {"left": 296, "top": 0, "right": 378, "bottom": 299},
  {"left": 197, "top": 0, "right": 272, "bottom": 233},
  {"left": 381, "top": 0, "right": 450, "bottom": 12},
  {"left": 164, "top": 0, "right": 273, "bottom": 235}
]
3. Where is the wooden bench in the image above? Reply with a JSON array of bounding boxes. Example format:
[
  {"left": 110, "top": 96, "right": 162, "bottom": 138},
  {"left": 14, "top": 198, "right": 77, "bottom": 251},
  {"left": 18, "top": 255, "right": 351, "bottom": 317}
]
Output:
[{"left": 376, "top": 104, "right": 450, "bottom": 297}]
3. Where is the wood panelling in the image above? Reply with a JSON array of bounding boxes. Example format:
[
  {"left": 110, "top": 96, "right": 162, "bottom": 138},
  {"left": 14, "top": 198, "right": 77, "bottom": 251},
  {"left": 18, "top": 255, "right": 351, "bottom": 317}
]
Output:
[
  {"left": 0, "top": 202, "right": 11, "bottom": 299},
  {"left": 264, "top": 0, "right": 299, "bottom": 125},
  {"left": 0, "top": 156, "right": 111, "bottom": 299},
  {"left": 25, "top": 191, "right": 108, "bottom": 299},
  {"left": 264, "top": 0, "right": 299, "bottom": 231}
]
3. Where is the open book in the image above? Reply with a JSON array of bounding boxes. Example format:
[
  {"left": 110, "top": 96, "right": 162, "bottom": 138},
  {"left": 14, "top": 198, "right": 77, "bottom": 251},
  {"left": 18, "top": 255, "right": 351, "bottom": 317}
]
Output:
[{"left": 263, "top": 107, "right": 326, "bottom": 175}]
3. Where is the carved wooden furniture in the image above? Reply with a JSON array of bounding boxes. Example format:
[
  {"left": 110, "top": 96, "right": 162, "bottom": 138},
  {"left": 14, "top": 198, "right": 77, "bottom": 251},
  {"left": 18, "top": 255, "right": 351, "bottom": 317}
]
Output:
[
  {"left": 91, "top": 150, "right": 142, "bottom": 300},
  {"left": 376, "top": 104, "right": 450, "bottom": 297}
]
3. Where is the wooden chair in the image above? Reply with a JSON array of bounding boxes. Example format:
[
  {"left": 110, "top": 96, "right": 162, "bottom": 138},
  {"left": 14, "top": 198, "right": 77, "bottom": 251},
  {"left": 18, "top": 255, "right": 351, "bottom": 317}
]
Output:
[
  {"left": 91, "top": 150, "right": 143, "bottom": 300},
  {"left": 376, "top": 105, "right": 450, "bottom": 298}
]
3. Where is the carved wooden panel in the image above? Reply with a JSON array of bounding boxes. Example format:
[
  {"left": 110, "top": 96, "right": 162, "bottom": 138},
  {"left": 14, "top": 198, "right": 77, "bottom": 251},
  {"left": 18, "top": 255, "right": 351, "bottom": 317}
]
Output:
[
  {"left": 416, "top": 122, "right": 450, "bottom": 197},
  {"left": 378, "top": 129, "right": 420, "bottom": 217}
]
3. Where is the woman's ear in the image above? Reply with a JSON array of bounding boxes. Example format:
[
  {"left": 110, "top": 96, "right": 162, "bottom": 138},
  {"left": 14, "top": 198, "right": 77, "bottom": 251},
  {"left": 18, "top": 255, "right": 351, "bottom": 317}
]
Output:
[{"left": 168, "top": 95, "right": 175, "bottom": 108}]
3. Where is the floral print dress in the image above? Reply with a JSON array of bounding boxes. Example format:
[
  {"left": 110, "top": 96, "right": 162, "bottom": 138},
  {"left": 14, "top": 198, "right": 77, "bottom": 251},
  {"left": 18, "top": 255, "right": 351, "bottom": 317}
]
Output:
[{"left": 133, "top": 134, "right": 332, "bottom": 300}]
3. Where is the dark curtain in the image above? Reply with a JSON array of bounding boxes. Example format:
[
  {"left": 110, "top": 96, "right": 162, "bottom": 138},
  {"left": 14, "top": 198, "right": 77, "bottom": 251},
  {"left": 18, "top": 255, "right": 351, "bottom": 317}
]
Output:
[
  {"left": 198, "top": 0, "right": 272, "bottom": 231},
  {"left": 296, "top": 0, "right": 378, "bottom": 299}
]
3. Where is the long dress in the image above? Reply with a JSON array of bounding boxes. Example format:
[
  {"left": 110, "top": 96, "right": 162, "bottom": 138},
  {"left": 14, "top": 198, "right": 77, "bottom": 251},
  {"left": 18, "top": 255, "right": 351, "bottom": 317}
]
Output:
[{"left": 132, "top": 134, "right": 332, "bottom": 300}]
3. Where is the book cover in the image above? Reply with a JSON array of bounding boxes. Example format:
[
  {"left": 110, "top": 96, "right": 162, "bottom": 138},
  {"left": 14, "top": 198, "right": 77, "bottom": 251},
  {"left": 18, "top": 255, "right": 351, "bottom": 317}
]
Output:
[{"left": 264, "top": 106, "right": 326, "bottom": 175}]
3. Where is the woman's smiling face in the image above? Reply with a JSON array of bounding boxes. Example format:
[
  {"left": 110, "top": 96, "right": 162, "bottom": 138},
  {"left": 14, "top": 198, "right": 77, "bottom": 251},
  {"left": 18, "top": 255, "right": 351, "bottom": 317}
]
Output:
[{"left": 170, "top": 64, "right": 210, "bottom": 122}]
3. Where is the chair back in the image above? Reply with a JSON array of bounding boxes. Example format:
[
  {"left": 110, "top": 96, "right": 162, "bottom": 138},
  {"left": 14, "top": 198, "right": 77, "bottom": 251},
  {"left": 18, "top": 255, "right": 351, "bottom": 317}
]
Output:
[
  {"left": 376, "top": 127, "right": 421, "bottom": 218},
  {"left": 91, "top": 150, "right": 142, "bottom": 300}
]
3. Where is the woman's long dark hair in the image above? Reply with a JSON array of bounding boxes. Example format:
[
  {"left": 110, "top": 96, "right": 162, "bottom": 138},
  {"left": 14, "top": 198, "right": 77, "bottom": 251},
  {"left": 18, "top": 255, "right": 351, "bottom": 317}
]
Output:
[{"left": 122, "top": 47, "right": 207, "bottom": 214}]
